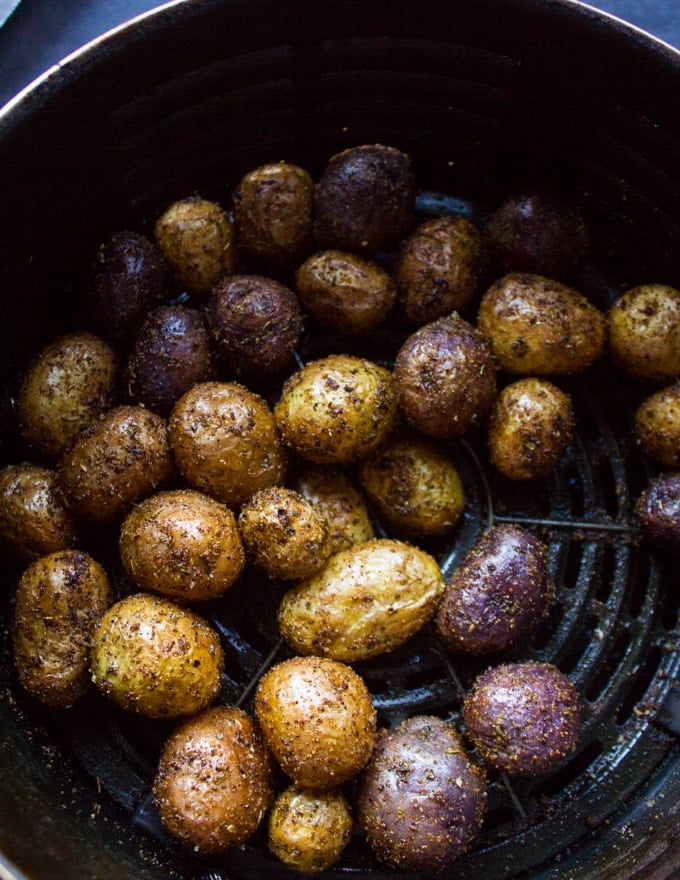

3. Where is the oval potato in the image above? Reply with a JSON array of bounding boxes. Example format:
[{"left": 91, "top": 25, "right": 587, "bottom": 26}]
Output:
[
  {"left": 634, "top": 382, "right": 680, "bottom": 469},
  {"left": 608, "top": 283, "right": 680, "bottom": 382}
]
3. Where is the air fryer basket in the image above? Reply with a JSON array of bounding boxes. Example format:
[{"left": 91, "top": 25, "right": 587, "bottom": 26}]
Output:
[{"left": 1, "top": 1, "right": 679, "bottom": 878}]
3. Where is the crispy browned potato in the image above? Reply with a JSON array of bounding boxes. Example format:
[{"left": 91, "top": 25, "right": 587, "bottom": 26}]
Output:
[
  {"left": 634, "top": 382, "right": 680, "bottom": 469},
  {"left": 12, "top": 550, "right": 111, "bottom": 708},
  {"left": 154, "top": 706, "right": 274, "bottom": 852},
  {"left": 608, "top": 284, "right": 680, "bottom": 382}
]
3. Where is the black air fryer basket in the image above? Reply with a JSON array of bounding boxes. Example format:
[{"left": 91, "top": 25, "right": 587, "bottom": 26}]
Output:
[{"left": 1, "top": 1, "right": 679, "bottom": 878}]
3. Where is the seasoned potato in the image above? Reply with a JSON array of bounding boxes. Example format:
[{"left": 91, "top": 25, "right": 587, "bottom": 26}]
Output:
[
  {"left": 477, "top": 272, "right": 606, "bottom": 375},
  {"left": 12, "top": 550, "right": 111, "bottom": 708},
  {"left": 0, "top": 462, "right": 80, "bottom": 561},
  {"left": 90, "top": 593, "right": 224, "bottom": 719},
  {"left": 277, "top": 538, "right": 445, "bottom": 662},
  {"left": 635, "top": 471, "right": 680, "bottom": 555},
  {"left": 435, "top": 524, "right": 552, "bottom": 654},
  {"left": 395, "top": 215, "right": 486, "bottom": 325},
  {"left": 634, "top": 382, "right": 680, "bottom": 469},
  {"left": 17, "top": 331, "right": 119, "bottom": 458},
  {"left": 488, "top": 377, "right": 575, "bottom": 480},
  {"left": 254, "top": 655, "right": 376, "bottom": 789},
  {"left": 357, "top": 715, "right": 487, "bottom": 872},
  {"left": 232, "top": 161, "right": 314, "bottom": 270},
  {"left": 119, "top": 489, "right": 245, "bottom": 601},
  {"left": 268, "top": 785, "right": 353, "bottom": 874},
  {"left": 154, "top": 706, "right": 274, "bottom": 852},
  {"left": 357, "top": 432, "right": 466, "bottom": 538},
  {"left": 296, "top": 250, "right": 397, "bottom": 335},
  {"left": 154, "top": 196, "right": 236, "bottom": 296},
  {"left": 393, "top": 313, "right": 497, "bottom": 439},
  {"left": 463, "top": 661, "right": 581, "bottom": 777},
  {"left": 274, "top": 354, "right": 398, "bottom": 464},
  {"left": 290, "top": 463, "right": 375, "bottom": 554},
  {"left": 169, "top": 381, "right": 286, "bottom": 507},
  {"left": 58, "top": 405, "right": 174, "bottom": 525},
  {"left": 238, "top": 487, "right": 332, "bottom": 581},
  {"left": 608, "top": 284, "right": 680, "bottom": 382}
]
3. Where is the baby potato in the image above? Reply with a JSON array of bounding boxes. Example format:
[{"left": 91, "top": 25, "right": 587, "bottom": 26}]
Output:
[
  {"left": 395, "top": 215, "right": 486, "bottom": 325},
  {"left": 608, "top": 283, "right": 680, "bottom": 382},
  {"left": 296, "top": 250, "right": 397, "bottom": 336},
  {"left": 268, "top": 785, "right": 353, "bottom": 874},
  {"left": 635, "top": 382, "right": 680, "bottom": 469},
  {"left": 274, "top": 354, "right": 398, "bottom": 465},
  {"left": 90, "top": 593, "right": 224, "bottom": 718},
  {"left": 119, "top": 489, "right": 245, "bottom": 602},
  {"left": 477, "top": 272, "right": 606, "bottom": 375},
  {"left": 488, "top": 377, "right": 575, "bottom": 480},
  {"left": 357, "top": 715, "right": 487, "bottom": 872},
  {"left": 238, "top": 487, "right": 332, "bottom": 581},
  {"left": 169, "top": 381, "right": 286, "bottom": 507},
  {"left": 635, "top": 471, "right": 680, "bottom": 555},
  {"left": 12, "top": 550, "right": 111, "bottom": 709},
  {"left": 0, "top": 462, "right": 81, "bottom": 561},
  {"left": 357, "top": 432, "right": 466, "bottom": 538},
  {"left": 290, "top": 463, "right": 375, "bottom": 554},
  {"left": 154, "top": 706, "right": 274, "bottom": 852},
  {"left": 58, "top": 405, "right": 174, "bottom": 526},
  {"left": 277, "top": 538, "right": 445, "bottom": 662},
  {"left": 154, "top": 195, "right": 236, "bottom": 296},
  {"left": 17, "top": 331, "right": 119, "bottom": 458},
  {"left": 254, "top": 655, "right": 376, "bottom": 789},
  {"left": 393, "top": 313, "right": 497, "bottom": 439}
]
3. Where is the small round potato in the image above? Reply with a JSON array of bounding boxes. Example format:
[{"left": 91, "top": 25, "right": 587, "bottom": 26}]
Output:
[
  {"left": 357, "top": 715, "right": 487, "bottom": 872},
  {"left": 254, "top": 655, "right": 376, "bottom": 789},
  {"left": 154, "top": 706, "right": 274, "bottom": 852},
  {"left": 0, "top": 462, "right": 81, "bottom": 561},
  {"left": 268, "top": 785, "right": 353, "bottom": 874},
  {"left": 12, "top": 550, "right": 111, "bottom": 708},
  {"left": 154, "top": 196, "right": 237, "bottom": 296},
  {"left": 488, "top": 377, "right": 575, "bottom": 480},
  {"left": 477, "top": 272, "right": 606, "bottom": 375},
  {"left": 634, "top": 382, "right": 680, "bottom": 469},
  {"left": 274, "top": 354, "right": 398, "bottom": 464},
  {"left": 608, "top": 284, "right": 680, "bottom": 382},
  {"left": 90, "top": 593, "right": 224, "bottom": 719},
  {"left": 238, "top": 487, "right": 332, "bottom": 581},
  {"left": 169, "top": 381, "right": 286, "bottom": 507},
  {"left": 58, "top": 405, "right": 174, "bottom": 526},
  {"left": 119, "top": 489, "right": 245, "bottom": 601},
  {"left": 635, "top": 471, "right": 680, "bottom": 555},
  {"left": 296, "top": 250, "right": 397, "bottom": 336},
  {"left": 17, "top": 331, "right": 119, "bottom": 458}
]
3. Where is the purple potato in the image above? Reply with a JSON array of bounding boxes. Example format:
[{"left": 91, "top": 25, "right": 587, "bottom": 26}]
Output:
[{"left": 635, "top": 471, "right": 680, "bottom": 555}]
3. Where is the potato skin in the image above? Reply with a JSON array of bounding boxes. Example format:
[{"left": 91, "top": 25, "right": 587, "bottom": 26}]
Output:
[
  {"left": 608, "top": 284, "right": 680, "bottom": 382},
  {"left": 357, "top": 715, "right": 487, "bottom": 872},
  {"left": 119, "top": 489, "right": 245, "bottom": 601},
  {"left": 58, "top": 405, "right": 174, "bottom": 526},
  {"left": 634, "top": 382, "right": 680, "bottom": 469},
  {"left": 12, "top": 550, "right": 111, "bottom": 708},
  {"left": 154, "top": 706, "right": 274, "bottom": 852},
  {"left": 90, "top": 593, "right": 224, "bottom": 719},
  {"left": 277, "top": 538, "right": 445, "bottom": 662},
  {"left": 477, "top": 272, "right": 606, "bottom": 375},
  {"left": 17, "top": 331, "right": 119, "bottom": 458},
  {"left": 635, "top": 471, "right": 680, "bottom": 555},
  {"left": 254, "top": 656, "right": 376, "bottom": 789}
]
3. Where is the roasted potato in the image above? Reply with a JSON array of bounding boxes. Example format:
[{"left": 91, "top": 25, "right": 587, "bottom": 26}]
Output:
[
  {"left": 12, "top": 550, "right": 111, "bottom": 708},
  {"left": 277, "top": 538, "right": 445, "bottom": 662},
  {"left": 634, "top": 382, "right": 680, "bottom": 469},
  {"left": 119, "top": 489, "right": 245, "bottom": 601},
  {"left": 153, "top": 705, "right": 274, "bottom": 852},
  {"left": 635, "top": 471, "right": 680, "bottom": 555},
  {"left": 254, "top": 655, "right": 376, "bottom": 789},
  {"left": 90, "top": 592, "right": 224, "bottom": 719},
  {"left": 357, "top": 715, "right": 487, "bottom": 872}
]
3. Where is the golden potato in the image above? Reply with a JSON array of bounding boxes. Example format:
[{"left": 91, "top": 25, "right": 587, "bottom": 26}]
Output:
[
  {"left": 268, "top": 785, "right": 353, "bottom": 874},
  {"left": 169, "top": 381, "right": 286, "bottom": 507},
  {"left": 255, "top": 655, "right": 376, "bottom": 789},
  {"left": 277, "top": 538, "right": 445, "bottom": 662},
  {"left": 12, "top": 550, "right": 111, "bottom": 708},
  {"left": 90, "top": 593, "right": 224, "bottom": 719},
  {"left": 16, "top": 331, "right": 119, "bottom": 458},
  {"left": 477, "top": 272, "right": 606, "bottom": 375},
  {"left": 608, "top": 283, "right": 680, "bottom": 382},
  {"left": 634, "top": 382, "right": 680, "bottom": 469},
  {"left": 274, "top": 354, "right": 398, "bottom": 464},
  {"left": 154, "top": 706, "right": 274, "bottom": 852},
  {"left": 119, "top": 489, "right": 245, "bottom": 601}
]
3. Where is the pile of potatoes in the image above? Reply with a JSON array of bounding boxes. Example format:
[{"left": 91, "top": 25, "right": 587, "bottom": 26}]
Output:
[{"left": 2, "top": 143, "right": 679, "bottom": 874}]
